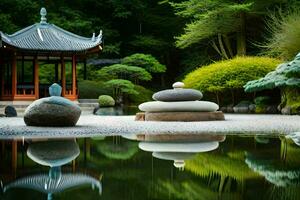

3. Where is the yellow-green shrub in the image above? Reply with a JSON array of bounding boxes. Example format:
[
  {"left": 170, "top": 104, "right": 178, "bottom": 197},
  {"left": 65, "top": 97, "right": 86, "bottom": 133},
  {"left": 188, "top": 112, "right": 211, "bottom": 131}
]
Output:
[{"left": 183, "top": 56, "right": 281, "bottom": 104}]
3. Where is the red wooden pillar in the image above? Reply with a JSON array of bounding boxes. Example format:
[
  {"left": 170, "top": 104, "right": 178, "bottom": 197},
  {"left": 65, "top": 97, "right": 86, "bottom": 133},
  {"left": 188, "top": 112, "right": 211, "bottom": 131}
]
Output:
[
  {"left": 12, "top": 140, "right": 18, "bottom": 176},
  {"left": 72, "top": 55, "right": 76, "bottom": 97},
  {"left": 61, "top": 56, "right": 66, "bottom": 97},
  {"left": 34, "top": 56, "right": 39, "bottom": 99},
  {"left": 11, "top": 54, "right": 17, "bottom": 99}
]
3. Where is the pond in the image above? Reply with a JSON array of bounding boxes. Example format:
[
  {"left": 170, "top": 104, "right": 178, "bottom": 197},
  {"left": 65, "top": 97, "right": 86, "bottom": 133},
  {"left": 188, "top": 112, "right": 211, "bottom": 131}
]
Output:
[{"left": 1, "top": 133, "right": 300, "bottom": 200}]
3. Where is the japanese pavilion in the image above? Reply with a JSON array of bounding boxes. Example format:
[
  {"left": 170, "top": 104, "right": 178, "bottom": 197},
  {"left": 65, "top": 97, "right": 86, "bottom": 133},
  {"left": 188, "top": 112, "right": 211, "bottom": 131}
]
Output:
[{"left": 0, "top": 8, "right": 102, "bottom": 101}]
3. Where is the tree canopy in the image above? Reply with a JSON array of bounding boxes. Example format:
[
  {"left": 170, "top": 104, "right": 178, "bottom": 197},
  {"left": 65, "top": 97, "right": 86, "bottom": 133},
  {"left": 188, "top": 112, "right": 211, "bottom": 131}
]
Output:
[
  {"left": 104, "top": 79, "right": 138, "bottom": 100},
  {"left": 168, "top": 0, "right": 291, "bottom": 58},
  {"left": 121, "top": 53, "right": 166, "bottom": 73},
  {"left": 98, "top": 64, "right": 152, "bottom": 82}
]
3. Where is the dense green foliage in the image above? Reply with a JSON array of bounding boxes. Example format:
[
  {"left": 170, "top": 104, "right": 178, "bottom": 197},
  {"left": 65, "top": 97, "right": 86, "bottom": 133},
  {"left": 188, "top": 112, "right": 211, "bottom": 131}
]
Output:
[
  {"left": 264, "top": 9, "right": 300, "bottom": 60},
  {"left": 104, "top": 79, "right": 138, "bottom": 101},
  {"left": 121, "top": 53, "right": 166, "bottom": 73},
  {"left": 183, "top": 56, "right": 281, "bottom": 104},
  {"left": 98, "top": 64, "right": 152, "bottom": 82},
  {"left": 98, "top": 95, "right": 115, "bottom": 107},
  {"left": 97, "top": 53, "right": 165, "bottom": 103},
  {"left": 78, "top": 80, "right": 110, "bottom": 99},
  {"left": 168, "top": 0, "right": 292, "bottom": 58}
]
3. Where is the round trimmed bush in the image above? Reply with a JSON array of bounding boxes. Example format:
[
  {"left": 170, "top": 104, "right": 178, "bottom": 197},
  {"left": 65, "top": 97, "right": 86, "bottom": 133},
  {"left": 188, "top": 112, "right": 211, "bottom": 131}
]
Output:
[
  {"left": 183, "top": 56, "right": 281, "bottom": 104},
  {"left": 98, "top": 95, "right": 115, "bottom": 107},
  {"left": 184, "top": 56, "right": 281, "bottom": 92}
]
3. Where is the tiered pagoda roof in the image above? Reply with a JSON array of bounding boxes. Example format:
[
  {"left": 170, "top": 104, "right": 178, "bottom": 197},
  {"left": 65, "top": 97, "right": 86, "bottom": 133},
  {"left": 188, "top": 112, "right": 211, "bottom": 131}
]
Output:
[{"left": 0, "top": 8, "right": 102, "bottom": 53}]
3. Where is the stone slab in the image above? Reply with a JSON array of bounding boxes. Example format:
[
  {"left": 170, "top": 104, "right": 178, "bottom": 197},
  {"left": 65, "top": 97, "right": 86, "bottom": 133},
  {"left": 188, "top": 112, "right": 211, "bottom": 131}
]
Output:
[
  {"left": 144, "top": 111, "right": 225, "bottom": 121},
  {"left": 152, "top": 89, "right": 203, "bottom": 101},
  {"left": 135, "top": 112, "right": 145, "bottom": 121},
  {"left": 139, "top": 101, "right": 219, "bottom": 112}
]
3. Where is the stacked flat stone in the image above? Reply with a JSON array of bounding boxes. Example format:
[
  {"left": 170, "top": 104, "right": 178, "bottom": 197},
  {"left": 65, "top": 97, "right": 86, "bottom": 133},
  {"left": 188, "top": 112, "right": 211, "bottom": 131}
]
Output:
[{"left": 137, "top": 82, "right": 224, "bottom": 121}]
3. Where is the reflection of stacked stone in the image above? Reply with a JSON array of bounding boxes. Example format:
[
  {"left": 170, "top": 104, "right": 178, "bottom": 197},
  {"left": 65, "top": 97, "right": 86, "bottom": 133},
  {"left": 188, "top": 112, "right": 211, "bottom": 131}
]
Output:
[
  {"left": 137, "top": 82, "right": 224, "bottom": 121},
  {"left": 124, "top": 133, "right": 225, "bottom": 170}
]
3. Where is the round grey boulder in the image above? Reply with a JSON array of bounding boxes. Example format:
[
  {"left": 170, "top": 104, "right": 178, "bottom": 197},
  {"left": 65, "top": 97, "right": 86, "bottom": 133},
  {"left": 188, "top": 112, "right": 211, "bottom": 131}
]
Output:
[
  {"left": 5, "top": 105, "right": 17, "bottom": 117},
  {"left": 153, "top": 89, "right": 203, "bottom": 101},
  {"left": 24, "top": 96, "right": 81, "bottom": 126}
]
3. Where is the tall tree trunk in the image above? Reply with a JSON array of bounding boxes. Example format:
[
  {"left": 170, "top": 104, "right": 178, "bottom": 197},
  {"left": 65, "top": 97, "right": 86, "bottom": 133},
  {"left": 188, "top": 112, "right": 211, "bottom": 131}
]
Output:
[
  {"left": 218, "top": 34, "right": 229, "bottom": 59},
  {"left": 237, "top": 12, "right": 246, "bottom": 56},
  {"left": 211, "top": 40, "right": 223, "bottom": 57},
  {"left": 223, "top": 35, "right": 233, "bottom": 58}
]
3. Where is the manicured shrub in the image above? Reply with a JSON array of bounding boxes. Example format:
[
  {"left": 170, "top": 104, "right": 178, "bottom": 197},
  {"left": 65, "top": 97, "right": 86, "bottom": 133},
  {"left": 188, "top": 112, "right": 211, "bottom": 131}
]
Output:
[
  {"left": 183, "top": 56, "right": 281, "bottom": 104},
  {"left": 98, "top": 95, "right": 115, "bottom": 107},
  {"left": 78, "top": 80, "right": 111, "bottom": 99},
  {"left": 104, "top": 79, "right": 138, "bottom": 102},
  {"left": 98, "top": 64, "right": 152, "bottom": 83}
]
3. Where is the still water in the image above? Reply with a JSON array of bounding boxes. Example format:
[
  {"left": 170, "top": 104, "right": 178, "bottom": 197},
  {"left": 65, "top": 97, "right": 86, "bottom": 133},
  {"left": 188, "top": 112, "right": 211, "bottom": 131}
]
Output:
[{"left": 1, "top": 133, "right": 300, "bottom": 200}]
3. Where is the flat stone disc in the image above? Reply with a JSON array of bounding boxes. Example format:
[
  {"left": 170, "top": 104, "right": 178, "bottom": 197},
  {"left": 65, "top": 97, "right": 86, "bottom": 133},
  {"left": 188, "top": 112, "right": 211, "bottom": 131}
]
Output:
[
  {"left": 152, "top": 89, "right": 203, "bottom": 101},
  {"left": 139, "top": 141, "right": 219, "bottom": 153},
  {"left": 139, "top": 101, "right": 219, "bottom": 112}
]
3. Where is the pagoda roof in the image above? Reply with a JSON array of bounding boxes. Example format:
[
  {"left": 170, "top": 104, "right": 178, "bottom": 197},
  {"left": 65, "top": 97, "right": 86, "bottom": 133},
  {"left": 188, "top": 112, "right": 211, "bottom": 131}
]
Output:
[{"left": 0, "top": 8, "right": 102, "bottom": 53}]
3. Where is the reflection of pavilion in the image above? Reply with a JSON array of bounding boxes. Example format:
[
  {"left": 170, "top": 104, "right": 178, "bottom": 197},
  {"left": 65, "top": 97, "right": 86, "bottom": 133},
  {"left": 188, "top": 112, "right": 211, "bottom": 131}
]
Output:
[
  {"left": 125, "top": 134, "right": 226, "bottom": 169},
  {"left": 2, "top": 169, "right": 102, "bottom": 200},
  {"left": 1, "top": 139, "right": 102, "bottom": 200}
]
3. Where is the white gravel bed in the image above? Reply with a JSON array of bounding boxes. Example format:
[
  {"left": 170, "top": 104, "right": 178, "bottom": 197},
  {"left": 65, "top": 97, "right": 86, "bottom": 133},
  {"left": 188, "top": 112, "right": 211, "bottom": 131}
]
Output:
[{"left": 0, "top": 114, "right": 300, "bottom": 139}]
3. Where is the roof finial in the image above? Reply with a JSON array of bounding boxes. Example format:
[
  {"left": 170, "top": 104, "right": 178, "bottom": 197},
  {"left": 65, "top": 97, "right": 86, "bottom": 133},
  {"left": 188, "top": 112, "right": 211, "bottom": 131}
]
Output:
[{"left": 40, "top": 7, "right": 47, "bottom": 24}]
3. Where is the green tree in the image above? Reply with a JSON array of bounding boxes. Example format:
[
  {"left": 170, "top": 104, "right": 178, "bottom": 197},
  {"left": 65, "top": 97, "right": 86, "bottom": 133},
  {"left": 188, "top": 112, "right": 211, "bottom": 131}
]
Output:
[
  {"left": 104, "top": 79, "right": 138, "bottom": 101},
  {"left": 98, "top": 64, "right": 152, "bottom": 83},
  {"left": 168, "top": 0, "right": 288, "bottom": 58},
  {"left": 122, "top": 53, "right": 166, "bottom": 73}
]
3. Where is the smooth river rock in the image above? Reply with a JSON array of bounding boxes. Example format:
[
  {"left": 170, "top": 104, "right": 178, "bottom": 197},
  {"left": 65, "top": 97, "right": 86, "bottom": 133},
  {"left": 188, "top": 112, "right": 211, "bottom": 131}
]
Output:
[
  {"left": 172, "top": 82, "right": 185, "bottom": 88},
  {"left": 24, "top": 96, "right": 81, "bottom": 126},
  {"left": 49, "top": 83, "right": 62, "bottom": 96},
  {"left": 139, "top": 141, "right": 219, "bottom": 153},
  {"left": 144, "top": 111, "right": 225, "bottom": 121},
  {"left": 4, "top": 105, "right": 17, "bottom": 117},
  {"left": 153, "top": 88, "right": 203, "bottom": 101},
  {"left": 138, "top": 101, "right": 219, "bottom": 112}
]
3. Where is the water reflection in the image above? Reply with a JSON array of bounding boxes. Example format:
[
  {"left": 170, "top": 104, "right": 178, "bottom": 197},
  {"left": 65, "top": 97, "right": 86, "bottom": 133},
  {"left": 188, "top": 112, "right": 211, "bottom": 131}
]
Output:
[
  {"left": 1, "top": 139, "right": 102, "bottom": 200},
  {"left": 246, "top": 135, "right": 300, "bottom": 187},
  {"left": 1, "top": 134, "right": 300, "bottom": 200},
  {"left": 125, "top": 134, "right": 225, "bottom": 170}
]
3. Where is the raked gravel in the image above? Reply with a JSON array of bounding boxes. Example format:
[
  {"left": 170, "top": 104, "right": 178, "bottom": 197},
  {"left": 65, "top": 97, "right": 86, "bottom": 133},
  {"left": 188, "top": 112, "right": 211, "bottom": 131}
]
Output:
[{"left": 0, "top": 114, "right": 300, "bottom": 139}]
